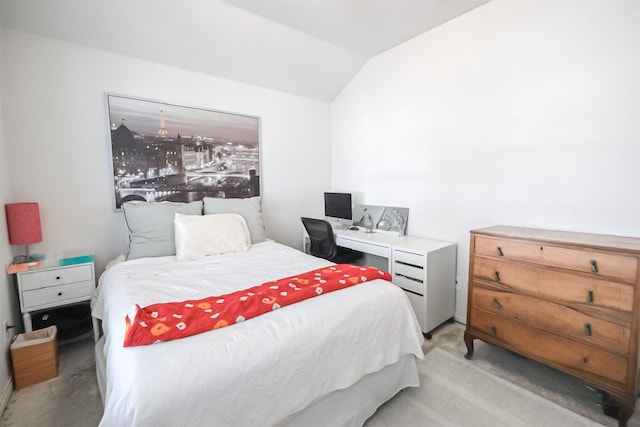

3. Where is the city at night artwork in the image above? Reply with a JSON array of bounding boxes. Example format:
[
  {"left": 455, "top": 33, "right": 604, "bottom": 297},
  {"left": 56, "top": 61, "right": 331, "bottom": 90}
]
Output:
[{"left": 107, "top": 94, "right": 260, "bottom": 209}]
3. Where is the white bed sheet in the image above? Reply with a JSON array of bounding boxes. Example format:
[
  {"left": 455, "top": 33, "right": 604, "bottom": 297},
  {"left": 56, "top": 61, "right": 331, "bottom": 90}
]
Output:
[{"left": 93, "top": 241, "right": 424, "bottom": 427}]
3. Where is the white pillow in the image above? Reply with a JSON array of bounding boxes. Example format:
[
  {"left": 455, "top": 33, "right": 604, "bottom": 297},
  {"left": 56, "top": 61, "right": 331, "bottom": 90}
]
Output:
[
  {"left": 202, "top": 197, "right": 267, "bottom": 244},
  {"left": 174, "top": 213, "right": 251, "bottom": 261}
]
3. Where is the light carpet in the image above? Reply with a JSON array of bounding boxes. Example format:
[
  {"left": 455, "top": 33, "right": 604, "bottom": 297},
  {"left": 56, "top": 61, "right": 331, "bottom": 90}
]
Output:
[{"left": 366, "top": 347, "right": 606, "bottom": 427}]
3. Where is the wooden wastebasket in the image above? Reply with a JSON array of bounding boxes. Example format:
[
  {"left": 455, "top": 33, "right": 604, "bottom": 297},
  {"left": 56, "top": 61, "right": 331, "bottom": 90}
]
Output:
[{"left": 10, "top": 325, "right": 59, "bottom": 389}]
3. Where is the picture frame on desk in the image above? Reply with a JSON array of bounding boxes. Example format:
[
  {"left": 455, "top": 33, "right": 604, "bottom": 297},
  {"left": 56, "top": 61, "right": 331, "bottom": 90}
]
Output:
[{"left": 352, "top": 204, "right": 408, "bottom": 235}]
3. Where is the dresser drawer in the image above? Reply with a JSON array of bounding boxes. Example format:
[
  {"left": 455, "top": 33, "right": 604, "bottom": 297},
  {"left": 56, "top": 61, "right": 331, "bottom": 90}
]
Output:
[
  {"left": 475, "top": 235, "right": 542, "bottom": 263},
  {"left": 472, "top": 286, "right": 631, "bottom": 355},
  {"left": 19, "top": 264, "right": 94, "bottom": 291},
  {"left": 469, "top": 309, "right": 628, "bottom": 385},
  {"left": 473, "top": 257, "right": 635, "bottom": 313},
  {"left": 542, "top": 246, "right": 638, "bottom": 282},
  {"left": 22, "top": 280, "right": 94, "bottom": 310},
  {"left": 474, "top": 235, "right": 637, "bottom": 282}
]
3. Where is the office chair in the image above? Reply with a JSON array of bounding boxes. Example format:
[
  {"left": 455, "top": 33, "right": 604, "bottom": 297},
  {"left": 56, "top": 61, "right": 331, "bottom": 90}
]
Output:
[{"left": 301, "top": 217, "right": 363, "bottom": 264}]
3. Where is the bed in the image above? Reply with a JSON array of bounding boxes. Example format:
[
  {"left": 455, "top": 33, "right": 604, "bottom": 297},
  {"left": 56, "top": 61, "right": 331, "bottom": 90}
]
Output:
[{"left": 92, "top": 198, "right": 424, "bottom": 426}]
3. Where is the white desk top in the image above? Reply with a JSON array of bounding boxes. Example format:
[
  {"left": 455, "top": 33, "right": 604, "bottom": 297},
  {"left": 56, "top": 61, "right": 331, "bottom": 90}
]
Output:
[{"left": 333, "top": 227, "right": 455, "bottom": 253}]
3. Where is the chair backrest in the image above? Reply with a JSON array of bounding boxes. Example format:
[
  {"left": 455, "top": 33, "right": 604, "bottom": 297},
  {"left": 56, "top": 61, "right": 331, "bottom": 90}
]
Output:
[{"left": 301, "top": 217, "right": 338, "bottom": 260}]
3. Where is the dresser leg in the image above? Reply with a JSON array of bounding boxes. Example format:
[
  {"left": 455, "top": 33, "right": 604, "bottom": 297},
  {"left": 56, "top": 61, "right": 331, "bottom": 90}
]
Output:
[
  {"left": 463, "top": 331, "right": 474, "bottom": 359},
  {"left": 616, "top": 400, "right": 633, "bottom": 427},
  {"left": 601, "top": 391, "right": 633, "bottom": 427}
]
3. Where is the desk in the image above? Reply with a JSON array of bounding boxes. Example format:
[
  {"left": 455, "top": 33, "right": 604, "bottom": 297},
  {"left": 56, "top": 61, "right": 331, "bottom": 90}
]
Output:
[{"left": 303, "top": 226, "right": 457, "bottom": 337}]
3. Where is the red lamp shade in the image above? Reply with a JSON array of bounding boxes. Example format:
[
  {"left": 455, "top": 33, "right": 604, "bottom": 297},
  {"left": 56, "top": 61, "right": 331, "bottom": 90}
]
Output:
[{"left": 5, "top": 203, "right": 43, "bottom": 245}]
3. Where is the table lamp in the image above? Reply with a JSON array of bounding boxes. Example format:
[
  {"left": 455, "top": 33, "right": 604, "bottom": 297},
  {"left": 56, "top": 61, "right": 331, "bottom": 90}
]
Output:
[{"left": 5, "top": 202, "right": 42, "bottom": 265}]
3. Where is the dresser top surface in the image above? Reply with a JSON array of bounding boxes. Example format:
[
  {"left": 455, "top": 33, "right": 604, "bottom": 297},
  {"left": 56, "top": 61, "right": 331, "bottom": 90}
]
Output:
[{"left": 471, "top": 225, "right": 640, "bottom": 253}]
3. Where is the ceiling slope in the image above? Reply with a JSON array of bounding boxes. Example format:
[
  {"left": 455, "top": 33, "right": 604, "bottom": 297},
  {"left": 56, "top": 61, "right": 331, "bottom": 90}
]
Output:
[{"left": 0, "top": 0, "right": 490, "bottom": 101}]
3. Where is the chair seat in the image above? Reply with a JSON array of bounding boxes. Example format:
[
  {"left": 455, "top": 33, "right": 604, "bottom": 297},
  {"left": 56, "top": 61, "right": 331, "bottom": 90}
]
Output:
[{"left": 332, "top": 246, "right": 363, "bottom": 264}]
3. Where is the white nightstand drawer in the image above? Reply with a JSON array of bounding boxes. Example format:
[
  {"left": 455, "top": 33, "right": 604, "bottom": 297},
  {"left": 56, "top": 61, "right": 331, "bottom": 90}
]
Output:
[
  {"left": 19, "top": 264, "right": 93, "bottom": 291},
  {"left": 21, "top": 280, "right": 94, "bottom": 310}
]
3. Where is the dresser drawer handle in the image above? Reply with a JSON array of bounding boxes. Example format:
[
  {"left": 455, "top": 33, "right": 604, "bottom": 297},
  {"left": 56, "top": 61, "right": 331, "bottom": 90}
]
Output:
[
  {"left": 584, "top": 323, "right": 592, "bottom": 336},
  {"left": 493, "top": 298, "right": 502, "bottom": 309},
  {"left": 590, "top": 260, "right": 598, "bottom": 274},
  {"left": 494, "top": 271, "right": 500, "bottom": 282},
  {"left": 497, "top": 247, "right": 504, "bottom": 257},
  {"left": 57, "top": 292, "right": 62, "bottom": 296},
  {"left": 491, "top": 326, "right": 497, "bottom": 336},
  {"left": 587, "top": 291, "right": 594, "bottom": 303},
  {"left": 56, "top": 276, "right": 61, "bottom": 280}
]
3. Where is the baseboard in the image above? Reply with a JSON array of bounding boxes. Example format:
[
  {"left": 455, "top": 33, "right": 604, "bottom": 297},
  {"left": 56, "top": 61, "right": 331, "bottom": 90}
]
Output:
[
  {"left": 0, "top": 376, "right": 14, "bottom": 418},
  {"left": 454, "top": 313, "right": 467, "bottom": 325}
]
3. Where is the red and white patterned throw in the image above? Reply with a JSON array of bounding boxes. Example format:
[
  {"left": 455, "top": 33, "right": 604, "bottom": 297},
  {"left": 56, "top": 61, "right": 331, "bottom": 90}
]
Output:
[{"left": 123, "top": 264, "right": 391, "bottom": 347}]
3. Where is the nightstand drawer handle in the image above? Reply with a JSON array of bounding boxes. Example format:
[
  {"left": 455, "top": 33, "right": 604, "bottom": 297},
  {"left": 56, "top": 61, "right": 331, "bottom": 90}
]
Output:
[
  {"left": 590, "top": 260, "right": 598, "bottom": 273},
  {"left": 494, "top": 271, "right": 500, "bottom": 282},
  {"left": 584, "top": 323, "right": 592, "bottom": 336},
  {"left": 497, "top": 247, "right": 504, "bottom": 257},
  {"left": 57, "top": 292, "right": 62, "bottom": 296},
  {"left": 55, "top": 276, "right": 61, "bottom": 280},
  {"left": 493, "top": 298, "right": 502, "bottom": 309},
  {"left": 491, "top": 326, "right": 497, "bottom": 336}
]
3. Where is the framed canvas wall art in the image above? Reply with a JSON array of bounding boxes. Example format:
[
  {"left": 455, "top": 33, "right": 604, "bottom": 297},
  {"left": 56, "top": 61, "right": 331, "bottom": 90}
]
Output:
[{"left": 107, "top": 94, "right": 260, "bottom": 209}]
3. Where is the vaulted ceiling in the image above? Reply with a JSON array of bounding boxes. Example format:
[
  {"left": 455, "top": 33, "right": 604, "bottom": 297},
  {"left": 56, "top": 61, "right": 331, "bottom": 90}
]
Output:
[{"left": 0, "top": 0, "right": 490, "bottom": 101}]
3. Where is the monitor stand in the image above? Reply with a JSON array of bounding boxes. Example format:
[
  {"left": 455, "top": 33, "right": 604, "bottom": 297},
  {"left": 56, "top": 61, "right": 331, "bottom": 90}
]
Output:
[{"left": 327, "top": 218, "right": 351, "bottom": 230}]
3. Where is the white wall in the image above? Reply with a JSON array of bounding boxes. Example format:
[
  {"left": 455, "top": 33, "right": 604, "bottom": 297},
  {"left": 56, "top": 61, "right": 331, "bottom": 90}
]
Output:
[
  {"left": 0, "top": 28, "right": 22, "bottom": 415},
  {"left": 332, "top": 0, "right": 640, "bottom": 321},
  {"left": 1, "top": 29, "right": 332, "bottom": 275}
]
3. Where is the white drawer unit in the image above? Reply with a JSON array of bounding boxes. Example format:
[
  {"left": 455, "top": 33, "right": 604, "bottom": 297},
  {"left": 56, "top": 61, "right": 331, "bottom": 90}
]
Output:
[
  {"left": 392, "top": 244, "right": 457, "bottom": 338},
  {"left": 303, "top": 224, "right": 457, "bottom": 337},
  {"left": 16, "top": 262, "right": 96, "bottom": 332}
]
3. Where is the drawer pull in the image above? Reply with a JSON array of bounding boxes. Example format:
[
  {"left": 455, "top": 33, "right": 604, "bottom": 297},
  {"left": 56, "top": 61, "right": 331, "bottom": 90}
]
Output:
[
  {"left": 494, "top": 271, "right": 500, "bottom": 282},
  {"left": 590, "top": 260, "right": 598, "bottom": 274},
  {"left": 584, "top": 323, "right": 592, "bottom": 336},
  {"left": 57, "top": 292, "right": 62, "bottom": 296},
  {"left": 56, "top": 276, "right": 61, "bottom": 280},
  {"left": 493, "top": 298, "right": 502, "bottom": 309},
  {"left": 497, "top": 247, "right": 504, "bottom": 257},
  {"left": 491, "top": 326, "right": 497, "bottom": 336},
  {"left": 587, "top": 291, "right": 594, "bottom": 303}
]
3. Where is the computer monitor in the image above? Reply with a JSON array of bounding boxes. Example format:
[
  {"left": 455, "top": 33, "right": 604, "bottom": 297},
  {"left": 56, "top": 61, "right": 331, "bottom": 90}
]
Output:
[{"left": 324, "top": 192, "right": 352, "bottom": 225}]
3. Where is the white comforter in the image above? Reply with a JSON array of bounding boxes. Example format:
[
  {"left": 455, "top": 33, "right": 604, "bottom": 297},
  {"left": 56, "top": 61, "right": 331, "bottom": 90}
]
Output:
[{"left": 93, "top": 241, "right": 424, "bottom": 427}]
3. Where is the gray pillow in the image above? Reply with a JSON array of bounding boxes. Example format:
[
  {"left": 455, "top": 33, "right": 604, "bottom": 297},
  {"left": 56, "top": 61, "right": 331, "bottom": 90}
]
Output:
[
  {"left": 202, "top": 196, "right": 267, "bottom": 243},
  {"left": 122, "top": 201, "right": 203, "bottom": 260}
]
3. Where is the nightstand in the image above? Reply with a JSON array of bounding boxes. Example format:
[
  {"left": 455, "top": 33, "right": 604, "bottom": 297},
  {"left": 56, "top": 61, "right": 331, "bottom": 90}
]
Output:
[{"left": 15, "top": 261, "right": 95, "bottom": 332}]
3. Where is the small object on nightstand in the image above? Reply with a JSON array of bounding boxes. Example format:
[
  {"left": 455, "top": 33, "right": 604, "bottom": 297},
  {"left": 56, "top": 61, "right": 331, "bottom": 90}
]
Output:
[
  {"left": 7, "top": 260, "right": 41, "bottom": 274},
  {"left": 56, "top": 251, "right": 95, "bottom": 266}
]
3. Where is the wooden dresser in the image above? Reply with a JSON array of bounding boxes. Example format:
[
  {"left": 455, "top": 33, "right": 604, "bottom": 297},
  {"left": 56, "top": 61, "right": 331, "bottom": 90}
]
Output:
[{"left": 464, "top": 225, "right": 640, "bottom": 426}]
